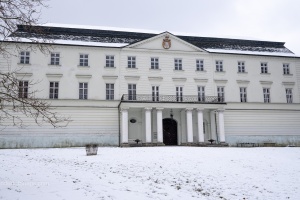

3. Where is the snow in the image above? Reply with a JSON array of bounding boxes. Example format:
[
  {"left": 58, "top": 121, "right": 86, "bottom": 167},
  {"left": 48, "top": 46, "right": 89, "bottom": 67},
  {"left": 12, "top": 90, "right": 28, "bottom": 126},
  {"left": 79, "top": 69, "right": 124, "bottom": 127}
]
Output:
[
  {"left": 205, "top": 48, "right": 299, "bottom": 57},
  {"left": 5, "top": 37, "right": 128, "bottom": 47},
  {"left": 0, "top": 147, "right": 299, "bottom": 200}
]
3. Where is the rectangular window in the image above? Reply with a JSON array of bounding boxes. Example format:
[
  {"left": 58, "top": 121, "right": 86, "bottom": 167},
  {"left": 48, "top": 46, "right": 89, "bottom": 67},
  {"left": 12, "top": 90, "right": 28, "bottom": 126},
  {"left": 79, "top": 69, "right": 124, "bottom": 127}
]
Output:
[
  {"left": 106, "top": 84, "right": 114, "bottom": 100},
  {"left": 198, "top": 86, "right": 205, "bottom": 101},
  {"left": 240, "top": 87, "right": 247, "bottom": 102},
  {"left": 217, "top": 86, "right": 224, "bottom": 102},
  {"left": 18, "top": 81, "right": 28, "bottom": 98},
  {"left": 128, "top": 84, "right": 136, "bottom": 100},
  {"left": 176, "top": 86, "right": 183, "bottom": 102},
  {"left": 79, "top": 82, "right": 88, "bottom": 99},
  {"left": 105, "top": 55, "right": 114, "bottom": 67},
  {"left": 20, "top": 51, "right": 30, "bottom": 64},
  {"left": 263, "top": 88, "right": 270, "bottom": 103},
  {"left": 283, "top": 63, "right": 290, "bottom": 75},
  {"left": 151, "top": 58, "right": 159, "bottom": 69},
  {"left": 50, "top": 53, "right": 60, "bottom": 65},
  {"left": 128, "top": 56, "right": 136, "bottom": 68},
  {"left": 238, "top": 61, "right": 245, "bottom": 73},
  {"left": 286, "top": 88, "right": 293, "bottom": 103},
  {"left": 261, "top": 62, "right": 268, "bottom": 73},
  {"left": 79, "top": 54, "right": 89, "bottom": 66},
  {"left": 174, "top": 59, "right": 182, "bottom": 70},
  {"left": 216, "top": 60, "right": 223, "bottom": 72},
  {"left": 49, "top": 82, "right": 59, "bottom": 99},
  {"left": 196, "top": 59, "right": 204, "bottom": 71},
  {"left": 152, "top": 86, "right": 159, "bottom": 101}
]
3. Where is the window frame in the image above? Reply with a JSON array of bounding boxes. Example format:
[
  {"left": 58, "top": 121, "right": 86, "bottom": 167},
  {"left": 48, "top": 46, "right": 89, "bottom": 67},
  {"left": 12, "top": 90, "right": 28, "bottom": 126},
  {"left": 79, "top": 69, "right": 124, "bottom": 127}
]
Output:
[
  {"left": 127, "top": 56, "right": 136, "bottom": 68},
  {"left": 263, "top": 88, "right": 270, "bottom": 103},
  {"left": 128, "top": 84, "right": 136, "bottom": 100},
  {"left": 196, "top": 59, "right": 204, "bottom": 71},
  {"left": 176, "top": 86, "right": 183, "bottom": 102},
  {"left": 261, "top": 62, "right": 268, "bottom": 74},
  {"left": 283, "top": 63, "right": 290, "bottom": 75},
  {"left": 106, "top": 83, "right": 114, "bottom": 100},
  {"left": 50, "top": 52, "right": 60, "bottom": 65},
  {"left": 217, "top": 86, "right": 225, "bottom": 102},
  {"left": 151, "top": 57, "right": 159, "bottom": 69},
  {"left": 18, "top": 80, "right": 29, "bottom": 98},
  {"left": 49, "top": 81, "right": 59, "bottom": 99},
  {"left": 174, "top": 58, "right": 182, "bottom": 70},
  {"left": 152, "top": 86, "right": 159, "bottom": 101},
  {"left": 79, "top": 54, "right": 89, "bottom": 67},
  {"left": 286, "top": 88, "right": 293, "bottom": 103},
  {"left": 238, "top": 61, "right": 245, "bottom": 73},
  {"left": 198, "top": 86, "right": 205, "bottom": 102},
  {"left": 240, "top": 87, "right": 247, "bottom": 102},
  {"left": 20, "top": 51, "right": 30, "bottom": 64},
  {"left": 216, "top": 60, "right": 223, "bottom": 72},
  {"left": 105, "top": 55, "right": 115, "bottom": 67},
  {"left": 79, "top": 82, "right": 88, "bottom": 100}
]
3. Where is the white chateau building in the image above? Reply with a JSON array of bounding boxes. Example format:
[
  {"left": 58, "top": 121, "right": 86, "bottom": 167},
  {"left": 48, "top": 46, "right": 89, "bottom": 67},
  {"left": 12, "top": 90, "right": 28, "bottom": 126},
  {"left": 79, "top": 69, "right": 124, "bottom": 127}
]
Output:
[{"left": 1, "top": 24, "right": 300, "bottom": 148}]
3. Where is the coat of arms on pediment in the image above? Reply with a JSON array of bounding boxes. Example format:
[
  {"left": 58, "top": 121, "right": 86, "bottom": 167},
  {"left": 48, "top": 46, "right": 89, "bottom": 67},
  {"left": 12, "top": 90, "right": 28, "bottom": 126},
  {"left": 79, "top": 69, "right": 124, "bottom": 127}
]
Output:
[{"left": 162, "top": 35, "right": 171, "bottom": 49}]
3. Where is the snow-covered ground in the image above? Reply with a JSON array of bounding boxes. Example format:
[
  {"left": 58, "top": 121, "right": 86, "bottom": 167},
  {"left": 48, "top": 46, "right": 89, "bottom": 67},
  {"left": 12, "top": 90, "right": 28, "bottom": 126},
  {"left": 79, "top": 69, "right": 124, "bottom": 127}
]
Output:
[{"left": 0, "top": 147, "right": 299, "bottom": 200}]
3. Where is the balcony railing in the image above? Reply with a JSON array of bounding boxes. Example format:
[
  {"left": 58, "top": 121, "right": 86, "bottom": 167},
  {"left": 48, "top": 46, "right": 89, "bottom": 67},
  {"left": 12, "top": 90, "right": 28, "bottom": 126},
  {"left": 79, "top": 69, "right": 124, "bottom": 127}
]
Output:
[{"left": 121, "top": 94, "right": 225, "bottom": 104}]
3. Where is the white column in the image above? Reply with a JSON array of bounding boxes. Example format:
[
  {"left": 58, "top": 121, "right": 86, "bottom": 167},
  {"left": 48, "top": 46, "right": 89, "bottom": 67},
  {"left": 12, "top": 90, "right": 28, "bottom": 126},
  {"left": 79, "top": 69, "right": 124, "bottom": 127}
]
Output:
[
  {"left": 156, "top": 108, "right": 163, "bottom": 144},
  {"left": 197, "top": 108, "right": 204, "bottom": 143},
  {"left": 145, "top": 107, "right": 152, "bottom": 143},
  {"left": 218, "top": 109, "right": 226, "bottom": 143},
  {"left": 186, "top": 108, "right": 193, "bottom": 143},
  {"left": 121, "top": 108, "right": 129, "bottom": 144}
]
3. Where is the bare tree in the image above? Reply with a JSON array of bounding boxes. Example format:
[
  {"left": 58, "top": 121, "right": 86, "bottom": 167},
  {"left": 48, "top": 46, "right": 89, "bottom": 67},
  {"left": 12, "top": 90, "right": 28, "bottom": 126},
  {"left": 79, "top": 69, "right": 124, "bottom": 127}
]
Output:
[{"left": 0, "top": 0, "right": 71, "bottom": 128}]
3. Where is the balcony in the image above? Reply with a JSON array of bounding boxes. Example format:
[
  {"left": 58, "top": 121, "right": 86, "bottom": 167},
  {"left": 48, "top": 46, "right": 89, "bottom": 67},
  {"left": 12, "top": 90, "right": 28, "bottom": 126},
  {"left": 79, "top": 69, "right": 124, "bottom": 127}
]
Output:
[{"left": 121, "top": 94, "right": 225, "bottom": 104}]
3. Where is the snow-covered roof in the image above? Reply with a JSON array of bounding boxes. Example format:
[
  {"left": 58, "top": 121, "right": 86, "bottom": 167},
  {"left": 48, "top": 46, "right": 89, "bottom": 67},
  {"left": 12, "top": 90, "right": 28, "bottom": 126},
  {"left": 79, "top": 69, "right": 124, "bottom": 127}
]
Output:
[{"left": 8, "top": 24, "right": 297, "bottom": 57}]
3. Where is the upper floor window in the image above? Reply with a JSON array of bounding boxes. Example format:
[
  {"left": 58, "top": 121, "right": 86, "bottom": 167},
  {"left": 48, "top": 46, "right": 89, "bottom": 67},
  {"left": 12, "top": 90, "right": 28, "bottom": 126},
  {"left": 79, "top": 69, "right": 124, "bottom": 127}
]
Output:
[
  {"left": 261, "top": 62, "right": 268, "bottom": 74},
  {"left": 106, "top": 84, "right": 114, "bottom": 100},
  {"left": 79, "top": 82, "right": 88, "bottom": 100},
  {"left": 286, "top": 88, "right": 293, "bottom": 103},
  {"left": 50, "top": 53, "right": 60, "bottom": 65},
  {"left": 216, "top": 60, "right": 223, "bottom": 72},
  {"left": 152, "top": 86, "right": 159, "bottom": 101},
  {"left": 79, "top": 54, "right": 89, "bottom": 66},
  {"left": 49, "top": 82, "right": 59, "bottom": 99},
  {"left": 20, "top": 51, "right": 30, "bottom": 64},
  {"left": 198, "top": 86, "right": 205, "bottom": 102},
  {"left": 106, "top": 55, "right": 114, "bottom": 67},
  {"left": 127, "top": 56, "right": 136, "bottom": 68},
  {"left": 283, "top": 63, "right": 290, "bottom": 75},
  {"left": 240, "top": 87, "right": 247, "bottom": 102},
  {"left": 196, "top": 59, "right": 204, "bottom": 71},
  {"left": 151, "top": 58, "right": 159, "bottom": 69},
  {"left": 263, "top": 88, "right": 270, "bottom": 103},
  {"left": 174, "top": 59, "right": 182, "bottom": 70},
  {"left": 176, "top": 86, "right": 183, "bottom": 101},
  {"left": 18, "top": 81, "right": 29, "bottom": 98},
  {"left": 128, "top": 84, "right": 136, "bottom": 100},
  {"left": 238, "top": 61, "right": 245, "bottom": 73},
  {"left": 217, "top": 86, "right": 224, "bottom": 102}
]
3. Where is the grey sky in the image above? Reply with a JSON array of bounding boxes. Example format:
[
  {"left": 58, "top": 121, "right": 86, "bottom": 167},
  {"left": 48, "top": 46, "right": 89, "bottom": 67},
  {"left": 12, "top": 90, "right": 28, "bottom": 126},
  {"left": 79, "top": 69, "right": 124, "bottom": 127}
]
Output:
[{"left": 40, "top": 0, "right": 300, "bottom": 55}]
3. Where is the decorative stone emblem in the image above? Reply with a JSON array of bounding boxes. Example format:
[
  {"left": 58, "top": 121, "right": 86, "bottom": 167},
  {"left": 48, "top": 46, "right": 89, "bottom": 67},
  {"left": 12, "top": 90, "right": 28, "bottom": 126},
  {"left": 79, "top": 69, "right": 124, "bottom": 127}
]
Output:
[{"left": 162, "top": 35, "right": 171, "bottom": 49}]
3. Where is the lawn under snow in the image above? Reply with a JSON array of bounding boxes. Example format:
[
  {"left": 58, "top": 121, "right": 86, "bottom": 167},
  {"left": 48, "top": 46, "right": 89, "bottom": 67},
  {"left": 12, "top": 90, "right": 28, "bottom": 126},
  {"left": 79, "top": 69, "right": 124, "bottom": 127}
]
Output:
[{"left": 0, "top": 147, "right": 299, "bottom": 200}]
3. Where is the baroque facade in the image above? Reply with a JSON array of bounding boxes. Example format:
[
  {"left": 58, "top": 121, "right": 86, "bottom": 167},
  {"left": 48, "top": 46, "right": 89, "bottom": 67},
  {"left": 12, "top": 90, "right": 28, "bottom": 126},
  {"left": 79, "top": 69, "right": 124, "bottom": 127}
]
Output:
[{"left": 1, "top": 24, "right": 300, "bottom": 148}]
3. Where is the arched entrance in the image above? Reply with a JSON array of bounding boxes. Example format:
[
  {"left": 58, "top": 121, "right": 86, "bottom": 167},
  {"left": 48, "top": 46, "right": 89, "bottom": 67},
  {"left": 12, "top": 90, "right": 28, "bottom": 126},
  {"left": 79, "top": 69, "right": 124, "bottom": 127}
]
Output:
[{"left": 163, "top": 118, "right": 178, "bottom": 145}]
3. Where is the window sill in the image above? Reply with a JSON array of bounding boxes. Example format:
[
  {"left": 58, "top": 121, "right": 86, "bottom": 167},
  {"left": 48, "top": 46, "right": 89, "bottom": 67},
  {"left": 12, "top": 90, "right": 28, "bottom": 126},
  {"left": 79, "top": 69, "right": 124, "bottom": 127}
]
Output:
[
  {"left": 260, "top": 73, "right": 271, "bottom": 75},
  {"left": 215, "top": 71, "right": 226, "bottom": 74},
  {"left": 127, "top": 67, "right": 138, "bottom": 70},
  {"left": 173, "top": 69, "right": 185, "bottom": 72},
  {"left": 237, "top": 72, "right": 248, "bottom": 74},
  {"left": 48, "top": 64, "right": 61, "bottom": 66},
  {"left": 283, "top": 74, "right": 293, "bottom": 76},
  {"left": 78, "top": 65, "right": 90, "bottom": 69},
  {"left": 195, "top": 70, "right": 206, "bottom": 73},
  {"left": 17, "top": 63, "right": 31, "bottom": 65},
  {"left": 104, "top": 66, "right": 116, "bottom": 69},
  {"left": 149, "top": 68, "right": 161, "bottom": 71}
]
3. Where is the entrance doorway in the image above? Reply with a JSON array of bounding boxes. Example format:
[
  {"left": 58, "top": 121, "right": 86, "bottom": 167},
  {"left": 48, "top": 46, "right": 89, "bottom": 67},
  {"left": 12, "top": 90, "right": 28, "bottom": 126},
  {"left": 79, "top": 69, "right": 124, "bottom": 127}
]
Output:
[{"left": 163, "top": 118, "right": 178, "bottom": 145}]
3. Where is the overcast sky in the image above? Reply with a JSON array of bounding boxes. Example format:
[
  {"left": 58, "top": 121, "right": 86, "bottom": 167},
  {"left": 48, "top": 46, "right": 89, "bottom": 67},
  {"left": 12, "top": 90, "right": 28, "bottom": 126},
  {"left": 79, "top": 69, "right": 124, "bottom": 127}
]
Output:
[{"left": 40, "top": 0, "right": 300, "bottom": 55}]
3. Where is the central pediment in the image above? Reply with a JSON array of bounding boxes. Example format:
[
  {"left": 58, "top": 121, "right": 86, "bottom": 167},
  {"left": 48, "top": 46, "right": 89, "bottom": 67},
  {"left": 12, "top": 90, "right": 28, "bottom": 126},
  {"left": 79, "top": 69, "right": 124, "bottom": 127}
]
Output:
[{"left": 125, "top": 32, "right": 206, "bottom": 52}]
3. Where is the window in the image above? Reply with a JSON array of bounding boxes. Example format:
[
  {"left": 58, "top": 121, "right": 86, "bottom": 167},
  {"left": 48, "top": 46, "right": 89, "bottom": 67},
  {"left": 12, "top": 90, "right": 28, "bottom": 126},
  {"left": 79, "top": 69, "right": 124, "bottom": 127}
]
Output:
[
  {"left": 105, "top": 55, "right": 114, "bottom": 67},
  {"left": 79, "top": 83, "right": 88, "bottom": 99},
  {"left": 176, "top": 86, "right": 183, "bottom": 102},
  {"left": 283, "top": 63, "right": 290, "bottom": 75},
  {"left": 50, "top": 53, "right": 60, "bottom": 65},
  {"left": 240, "top": 87, "right": 247, "bottom": 102},
  {"left": 152, "top": 86, "right": 159, "bottom": 101},
  {"left": 286, "top": 88, "right": 293, "bottom": 103},
  {"left": 20, "top": 51, "right": 30, "bottom": 64},
  {"left": 79, "top": 54, "right": 89, "bottom": 66},
  {"left": 263, "top": 88, "right": 270, "bottom": 103},
  {"left": 174, "top": 59, "right": 182, "bottom": 70},
  {"left": 217, "top": 86, "right": 224, "bottom": 102},
  {"left": 18, "top": 81, "right": 28, "bottom": 98},
  {"left": 238, "top": 61, "right": 245, "bottom": 73},
  {"left": 151, "top": 58, "right": 159, "bottom": 69},
  {"left": 261, "top": 62, "right": 268, "bottom": 73},
  {"left": 128, "top": 56, "right": 136, "bottom": 68},
  {"left": 49, "top": 82, "right": 59, "bottom": 99},
  {"left": 196, "top": 59, "right": 204, "bottom": 71},
  {"left": 198, "top": 86, "right": 205, "bottom": 101},
  {"left": 128, "top": 84, "right": 136, "bottom": 100},
  {"left": 216, "top": 60, "right": 223, "bottom": 72},
  {"left": 106, "top": 84, "right": 114, "bottom": 100}
]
